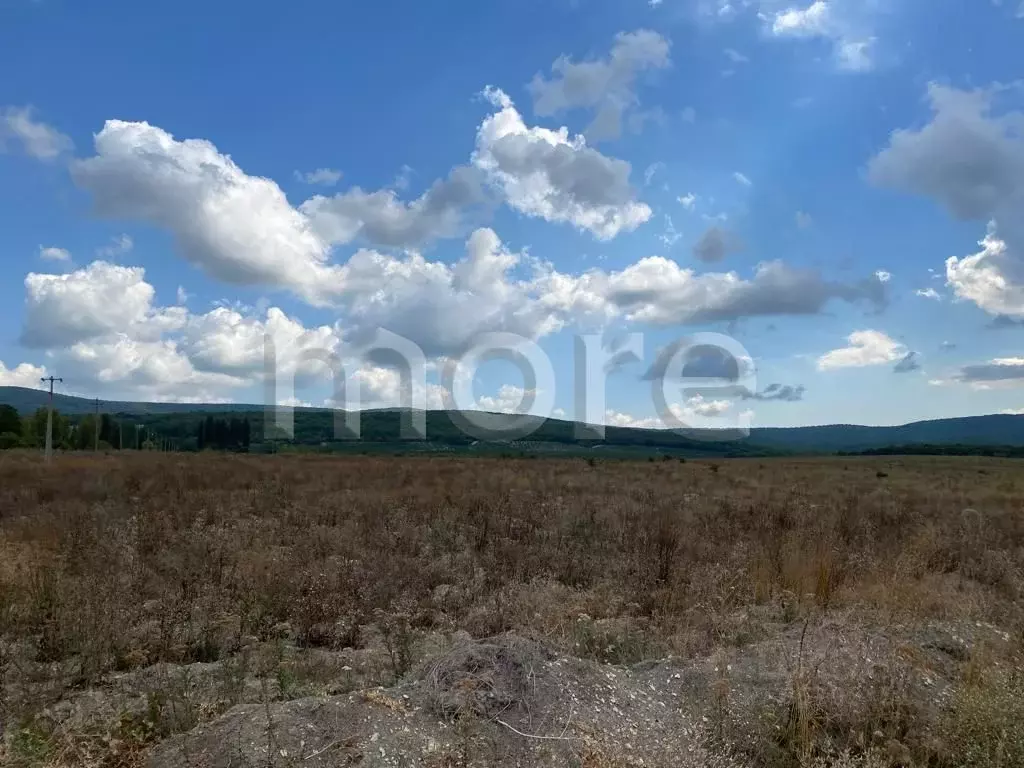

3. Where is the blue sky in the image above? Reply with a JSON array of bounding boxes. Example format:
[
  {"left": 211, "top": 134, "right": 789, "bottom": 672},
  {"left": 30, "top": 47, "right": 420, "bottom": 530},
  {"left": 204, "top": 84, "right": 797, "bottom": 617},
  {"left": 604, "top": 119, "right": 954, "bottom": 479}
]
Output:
[{"left": 1, "top": 0, "right": 1023, "bottom": 428}]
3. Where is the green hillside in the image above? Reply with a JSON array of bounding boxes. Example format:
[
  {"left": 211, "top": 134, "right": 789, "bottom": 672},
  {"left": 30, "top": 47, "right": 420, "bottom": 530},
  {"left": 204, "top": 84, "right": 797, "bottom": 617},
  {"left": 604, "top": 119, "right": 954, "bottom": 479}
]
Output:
[
  {"left": 0, "top": 387, "right": 764, "bottom": 457},
  {"left": 4, "top": 385, "right": 1024, "bottom": 456}
]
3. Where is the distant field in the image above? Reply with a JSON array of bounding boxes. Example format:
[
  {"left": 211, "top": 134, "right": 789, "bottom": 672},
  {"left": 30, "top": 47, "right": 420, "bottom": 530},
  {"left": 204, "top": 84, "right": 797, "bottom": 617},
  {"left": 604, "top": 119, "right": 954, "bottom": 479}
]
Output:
[{"left": 1, "top": 452, "right": 1022, "bottom": 767}]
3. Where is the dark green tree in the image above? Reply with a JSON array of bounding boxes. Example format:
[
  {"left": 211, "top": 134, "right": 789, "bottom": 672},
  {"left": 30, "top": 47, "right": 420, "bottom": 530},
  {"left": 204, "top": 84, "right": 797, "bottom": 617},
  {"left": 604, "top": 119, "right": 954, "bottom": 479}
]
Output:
[
  {"left": 0, "top": 404, "right": 21, "bottom": 435},
  {"left": 74, "top": 415, "right": 98, "bottom": 450},
  {"left": 29, "top": 407, "right": 67, "bottom": 447},
  {"left": 99, "top": 414, "right": 117, "bottom": 447}
]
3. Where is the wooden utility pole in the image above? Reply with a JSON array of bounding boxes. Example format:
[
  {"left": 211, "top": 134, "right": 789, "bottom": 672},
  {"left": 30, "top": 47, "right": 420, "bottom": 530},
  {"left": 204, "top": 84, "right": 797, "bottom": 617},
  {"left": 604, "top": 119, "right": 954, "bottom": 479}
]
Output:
[
  {"left": 94, "top": 398, "right": 100, "bottom": 452},
  {"left": 40, "top": 376, "right": 63, "bottom": 462}
]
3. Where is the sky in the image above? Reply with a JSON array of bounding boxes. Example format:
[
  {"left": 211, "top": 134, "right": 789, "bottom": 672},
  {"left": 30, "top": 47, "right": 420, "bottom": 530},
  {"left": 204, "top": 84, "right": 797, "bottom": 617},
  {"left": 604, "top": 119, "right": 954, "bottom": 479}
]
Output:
[{"left": 1, "top": 0, "right": 1023, "bottom": 429}]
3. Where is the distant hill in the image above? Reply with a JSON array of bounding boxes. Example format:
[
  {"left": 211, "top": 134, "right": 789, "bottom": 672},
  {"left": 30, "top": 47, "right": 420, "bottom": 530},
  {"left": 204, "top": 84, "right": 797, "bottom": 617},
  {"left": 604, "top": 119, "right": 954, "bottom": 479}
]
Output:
[
  {"left": 749, "top": 415, "right": 1024, "bottom": 453},
  {"left": 0, "top": 386, "right": 258, "bottom": 416},
  {"left": 3, "top": 385, "right": 1024, "bottom": 456}
]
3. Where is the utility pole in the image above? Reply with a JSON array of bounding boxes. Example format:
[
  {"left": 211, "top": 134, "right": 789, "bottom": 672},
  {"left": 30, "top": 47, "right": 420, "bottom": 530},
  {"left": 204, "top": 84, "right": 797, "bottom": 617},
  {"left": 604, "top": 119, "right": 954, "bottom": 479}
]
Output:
[
  {"left": 94, "top": 398, "right": 100, "bottom": 452},
  {"left": 40, "top": 376, "right": 63, "bottom": 462}
]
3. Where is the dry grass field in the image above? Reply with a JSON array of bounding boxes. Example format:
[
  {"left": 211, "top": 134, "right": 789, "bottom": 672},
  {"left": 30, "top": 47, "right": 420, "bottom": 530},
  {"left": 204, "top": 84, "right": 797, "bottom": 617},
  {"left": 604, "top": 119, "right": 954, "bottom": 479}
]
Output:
[{"left": 1, "top": 451, "right": 1022, "bottom": 767}]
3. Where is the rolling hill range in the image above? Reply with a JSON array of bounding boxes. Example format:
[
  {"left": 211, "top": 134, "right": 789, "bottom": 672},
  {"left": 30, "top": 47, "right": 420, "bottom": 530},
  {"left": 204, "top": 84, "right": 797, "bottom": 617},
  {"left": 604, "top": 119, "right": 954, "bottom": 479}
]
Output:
[
  {"left": 747, "top": 415, "right": 1024, "bottom": 453},
  {"left": 0, "top": 386, "right": 258, "bottom": 416},
  {"left": 2, "top": 385, "right": 1023, "bottom": 455}
]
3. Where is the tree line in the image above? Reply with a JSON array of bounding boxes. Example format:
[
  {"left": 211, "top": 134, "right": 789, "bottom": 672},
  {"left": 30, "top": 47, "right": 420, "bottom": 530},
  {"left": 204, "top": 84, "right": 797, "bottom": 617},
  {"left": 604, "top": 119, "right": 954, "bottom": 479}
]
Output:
[
  {"left": 0, "top": 405, "right": 126, "bottom": 450},
  {"left": 0, "top": 405, "right": 252, "bottom": 452},
  {"left": 196, "top": 415, "right": 251, "bottom": 451},
  {"left": 840, "top": 443, "right": 1024, "bottom": 458}
]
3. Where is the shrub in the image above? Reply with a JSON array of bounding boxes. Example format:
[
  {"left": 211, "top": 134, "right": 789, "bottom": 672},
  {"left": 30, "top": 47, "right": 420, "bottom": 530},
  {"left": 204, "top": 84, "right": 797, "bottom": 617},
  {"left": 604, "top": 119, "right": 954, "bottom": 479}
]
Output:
[{"left": 941, "top": 665, "right": 1024, "bottom": 767}]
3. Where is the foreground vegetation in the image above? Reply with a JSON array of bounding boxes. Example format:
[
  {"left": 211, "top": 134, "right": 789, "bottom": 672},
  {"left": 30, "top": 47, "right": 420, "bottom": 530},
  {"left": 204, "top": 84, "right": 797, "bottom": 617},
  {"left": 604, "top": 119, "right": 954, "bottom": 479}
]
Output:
[{"left": 0, "top": 452, "right": 1022, "bottom": 766}]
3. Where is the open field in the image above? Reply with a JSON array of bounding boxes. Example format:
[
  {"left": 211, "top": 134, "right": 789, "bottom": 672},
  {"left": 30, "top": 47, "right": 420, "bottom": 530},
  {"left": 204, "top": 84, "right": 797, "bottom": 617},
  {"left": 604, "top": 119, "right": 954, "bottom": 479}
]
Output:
[{"left": 1, "top": 452, "right": 1022, "bottom": 767}]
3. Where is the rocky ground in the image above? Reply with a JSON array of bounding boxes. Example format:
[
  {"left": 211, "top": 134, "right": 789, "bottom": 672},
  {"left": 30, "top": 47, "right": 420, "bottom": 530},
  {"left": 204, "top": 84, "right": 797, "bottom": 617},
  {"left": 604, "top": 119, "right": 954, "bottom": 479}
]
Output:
[{"left": 6, "top": 615, "right": 1016, "bottom": 767}]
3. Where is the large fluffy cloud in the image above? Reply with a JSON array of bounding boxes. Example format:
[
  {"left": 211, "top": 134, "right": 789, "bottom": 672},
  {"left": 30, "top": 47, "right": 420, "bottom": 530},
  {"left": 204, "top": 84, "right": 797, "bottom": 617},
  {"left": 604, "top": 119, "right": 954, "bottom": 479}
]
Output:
[
  {"left": 14, "top": 226, "right": 887, "bottom": 403},
  {"left": 63, "top": 336, "right": 245, "bottom": 402},
  {"left": 18, "top": 263, "right": 243, "bottom": 402},
  {"left": 334, "top": 228, "right": 582, "bottom": 356},
  {"left": 528, "top": 29, "right": 671, "bottom": 142},
  {"left": 21, "top": 261, "right": 186, "bottom": 348},
  {"left": 868, "top": 84, "right": 1024, "bottom": 317},
  {"left": 182, "top": 306, "right": 341, "bottom": 382},
  {"left": 16, "top": 259, "right": 344, "bottom": 402},
  {"left": 71, "top": 120, "right": 345, "bottom": 304},
  {"left": 473, "top": 88, "right": 652, "bottom": 240},
  {"left": 332, "top": 231, "right": 886, "bottom": 354},
  {"left": 0, "top": 360, "right": 48, "bottom": 388},
  {"left": 70, "top": 101, "right": 653, "bottom": 305}
]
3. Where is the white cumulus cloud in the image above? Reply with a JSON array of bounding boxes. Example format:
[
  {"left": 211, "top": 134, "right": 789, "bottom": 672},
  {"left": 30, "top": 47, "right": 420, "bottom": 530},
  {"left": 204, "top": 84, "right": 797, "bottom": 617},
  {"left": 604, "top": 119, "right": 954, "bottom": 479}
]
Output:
[
  {"left": 71, "top": 120, "right": 345, "bottom": 305},
  {"left": 817, "top": 330, "right": 907, "bottom": 371},
  {"left": 0, "top": 360, "right": 48, "bottom": 388},
  {"left": 473, "top": 88, "right": 652, "bottom": 240},
  {"left": 21, "top": 261, "right": 185, "bottom": 348}
]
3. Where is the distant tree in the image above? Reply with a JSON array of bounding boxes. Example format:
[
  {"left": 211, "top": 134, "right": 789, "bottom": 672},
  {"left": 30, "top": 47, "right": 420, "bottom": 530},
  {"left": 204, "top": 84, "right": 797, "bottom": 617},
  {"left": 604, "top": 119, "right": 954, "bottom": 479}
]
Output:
[
  {"left": 0, "top": 404, "right": 21, "bottom": 435},
  {"left": 29, "top": 407, "right": 67, "bottom": 447},
  {"left": 99, "top": 414, "right": 117, "bottom": 448},
  {"left": 74, "top": 415, "right": 98, "bottom": 450},
  {"left": 189, "top": 415, "right": 253, "bottom": 452},
  {"left": 0, "top": 431, "right": 21, "bottom": 450}
]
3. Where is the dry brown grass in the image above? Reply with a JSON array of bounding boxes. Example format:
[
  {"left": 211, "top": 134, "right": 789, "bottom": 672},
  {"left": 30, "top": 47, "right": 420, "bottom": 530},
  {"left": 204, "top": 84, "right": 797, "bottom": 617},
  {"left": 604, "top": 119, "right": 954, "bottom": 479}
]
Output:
[{"left": 0, "top": 451, "right": 1022, "bottom": 766}]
